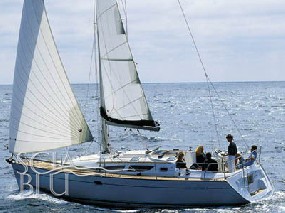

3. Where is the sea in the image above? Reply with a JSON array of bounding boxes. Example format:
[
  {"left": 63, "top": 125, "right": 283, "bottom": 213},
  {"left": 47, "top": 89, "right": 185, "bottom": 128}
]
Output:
[{"left": 0, "top": 82, "right": 285, "bottom": 213}]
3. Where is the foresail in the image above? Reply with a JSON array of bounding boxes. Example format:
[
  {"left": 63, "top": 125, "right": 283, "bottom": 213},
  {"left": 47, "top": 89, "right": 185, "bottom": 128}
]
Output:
[
  {"left": 96, "top": 0, "right": 160, "bottom": 131},
  {"left": 9, "top": 0, "right": 93, "bottom": 154}
]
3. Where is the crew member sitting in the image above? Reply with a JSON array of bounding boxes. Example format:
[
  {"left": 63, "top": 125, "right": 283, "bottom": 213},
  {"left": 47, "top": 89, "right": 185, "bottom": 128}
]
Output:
[
  {"left": 238, "top": 145, "right": 258, "bottom": 168},
  {"left": 202, "top": 152, "right": 218, "bottom": 172},
  {"left": 176, "top": 152, "right": 187, "bottom": 168},
  {"left": 190, "top": 145, "right": 205, "bottom": 169}
]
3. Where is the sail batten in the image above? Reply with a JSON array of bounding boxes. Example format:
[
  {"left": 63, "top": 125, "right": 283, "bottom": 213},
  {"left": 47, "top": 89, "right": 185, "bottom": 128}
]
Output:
[
  {"left": 9, "top": 0, "right": 93, "bottom": 154},
  {"left": 96, "top": 0, "right": 160, "bottom": 131}
]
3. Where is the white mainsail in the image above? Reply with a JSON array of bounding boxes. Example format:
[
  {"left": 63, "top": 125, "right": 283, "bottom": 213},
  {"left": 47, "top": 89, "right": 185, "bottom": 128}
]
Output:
[
  {"left": 96, "top": 0, "right": 159, "bottom": 131},
  {"left": 9, "top": 0, "right": 93, "bottom": 154}
]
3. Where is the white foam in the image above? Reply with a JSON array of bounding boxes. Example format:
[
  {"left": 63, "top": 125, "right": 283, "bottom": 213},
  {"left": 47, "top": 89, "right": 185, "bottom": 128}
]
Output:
[
  {"left": 7, "top": 191, "right": 67, "bottom": 204},
  {"left": 272, "top": 191, "right": 285, "bottom": 200}
]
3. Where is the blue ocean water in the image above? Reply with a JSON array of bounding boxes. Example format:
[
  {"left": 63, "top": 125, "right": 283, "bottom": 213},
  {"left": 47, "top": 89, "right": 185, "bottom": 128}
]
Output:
[{"left": 0, "top": 82, "right": 285, "bottom": 212}]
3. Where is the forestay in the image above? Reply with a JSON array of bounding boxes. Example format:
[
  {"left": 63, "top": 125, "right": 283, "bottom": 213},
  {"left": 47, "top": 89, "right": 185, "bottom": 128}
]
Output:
[
  {"left": 96, "top": 0, "right": 159, "bottom": 131},
  {"left": 9, "top": 0, "right": 93, "bottom": 154}
]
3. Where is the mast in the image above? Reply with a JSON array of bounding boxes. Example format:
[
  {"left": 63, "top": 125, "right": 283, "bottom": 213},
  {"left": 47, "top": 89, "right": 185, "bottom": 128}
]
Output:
[{"left": 95, "top": 0, "right": 110, "bottom": 154}]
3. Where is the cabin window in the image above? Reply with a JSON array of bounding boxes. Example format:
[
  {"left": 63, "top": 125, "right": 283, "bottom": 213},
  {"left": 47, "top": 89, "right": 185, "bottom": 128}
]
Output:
[
  {"left": 160, "top": 168, "right": 168, "bottom": 172},
  {"left": 104, "top": 166, "right": 125, "bottom": 170},
  {"left": 129, "top": 165, "right": 154, "bottom": 172}
]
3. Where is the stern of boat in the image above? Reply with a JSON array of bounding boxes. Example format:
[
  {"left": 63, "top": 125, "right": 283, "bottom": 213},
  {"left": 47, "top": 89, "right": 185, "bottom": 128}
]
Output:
[{"left": 227, "top": 164, "right": 273, "bottom": 202}]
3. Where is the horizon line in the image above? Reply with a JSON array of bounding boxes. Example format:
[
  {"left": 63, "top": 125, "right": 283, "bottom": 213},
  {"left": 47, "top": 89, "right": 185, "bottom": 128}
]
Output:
[{"left": 0, "top": 79, "right": 284, "bottom": 86}]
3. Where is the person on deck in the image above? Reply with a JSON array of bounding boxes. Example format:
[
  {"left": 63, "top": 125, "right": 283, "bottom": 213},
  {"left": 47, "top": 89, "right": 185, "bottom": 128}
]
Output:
[
  {"left": 175, "top": 152, "right": 187, "bottom": 168},
  {"left": 202, "top": 152, "right": 218, "bottom": 171},
  {"left": 226, "top": 134, "right": 237, "bottom": 173},
  {"left": 239, "top": 145, "right": 258, "bottom": 168},
  {"left": 190, "top": 145, "right": 205, "bottom": 169},
  {"left": 196, "top": 145, "right": 205, "bottom": 164}
]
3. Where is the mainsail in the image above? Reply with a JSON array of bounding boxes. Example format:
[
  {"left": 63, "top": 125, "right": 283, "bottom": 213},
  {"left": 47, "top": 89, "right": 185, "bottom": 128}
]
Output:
[
  {"left": 96, "top": 0, "right": 160, "bottom": 131},
  {"left": 9, "top": 0, "right": 93, "bottom": 154}
]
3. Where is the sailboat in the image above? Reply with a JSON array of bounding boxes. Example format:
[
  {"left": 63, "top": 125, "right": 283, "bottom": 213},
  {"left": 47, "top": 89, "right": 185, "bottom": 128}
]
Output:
[{"left": 7, "top": 0, "right": 273, "bottom": 208}]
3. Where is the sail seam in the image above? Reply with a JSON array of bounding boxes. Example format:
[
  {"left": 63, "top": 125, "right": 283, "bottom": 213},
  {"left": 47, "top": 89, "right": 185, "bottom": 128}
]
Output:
[
  {"left": 97, "top": 0, "right": 155, "bottom": 125},
  {"left": 104, "top": 79, "right": 147, "bottom": 119},
  {"left": 9, "top": 114, "right": 74, "bottom": 138},
  {"left": 29, "top": 1, "right": 81, "bottom": 123},
  {"left": 34, "top": 3, "right": 85, "bottom": 126},
  {"left": 10, "top": 110, "right": 75, "bottom": 138},
  {"left": 9, "top": 127, "right": 73, "bottom": 141},
  {"left": 15, "top": 43, "right": 81, "bottom": 129},
  {"left": 11, "top": 72, "right": 79, "bottom": 135},
  {"left": 101, "top": 41, "right": 130, "bottom": 59},
  {"left": 10, "top": 139, "right": 77, "bottom": 144},
  {"left": 18, "top": 1, "right": 83, "bottom": 130},
  {"left": 9, "top": 0, "right": 93, "bottom": 153},
  {"left": 100, "top": 35, "right": 147, "bottom": 122},
  {"left": 12, "top": 60, "right": 80, "bottom": 135},
  {"left": 96, "top": 3, "right": 117, "bottom": 20},
  {"left": 101, "top": 58, "right": 133, "bottom": 61}
]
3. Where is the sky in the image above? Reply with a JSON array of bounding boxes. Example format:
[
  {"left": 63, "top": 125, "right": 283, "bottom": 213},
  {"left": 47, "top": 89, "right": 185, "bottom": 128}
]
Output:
[{"left": 0, "top": 0, "right": 285, "bottom": 85}]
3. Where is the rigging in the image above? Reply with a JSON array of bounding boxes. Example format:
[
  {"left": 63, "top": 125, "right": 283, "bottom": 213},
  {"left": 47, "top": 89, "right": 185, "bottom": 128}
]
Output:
[{"left": 177, "top": 0, "right": 248, "bottom": 150}]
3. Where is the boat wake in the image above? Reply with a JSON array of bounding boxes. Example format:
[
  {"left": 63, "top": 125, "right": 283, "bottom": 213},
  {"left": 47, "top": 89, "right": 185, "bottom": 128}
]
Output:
[{"left": 7, "top": 191, "right": 67, "bottom": 204}]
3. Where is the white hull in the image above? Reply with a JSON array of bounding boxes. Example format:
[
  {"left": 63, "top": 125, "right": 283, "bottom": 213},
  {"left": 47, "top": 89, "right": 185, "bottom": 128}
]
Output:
[{"left": 11, "top": 160, "right": 272, "bottom": 208}]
